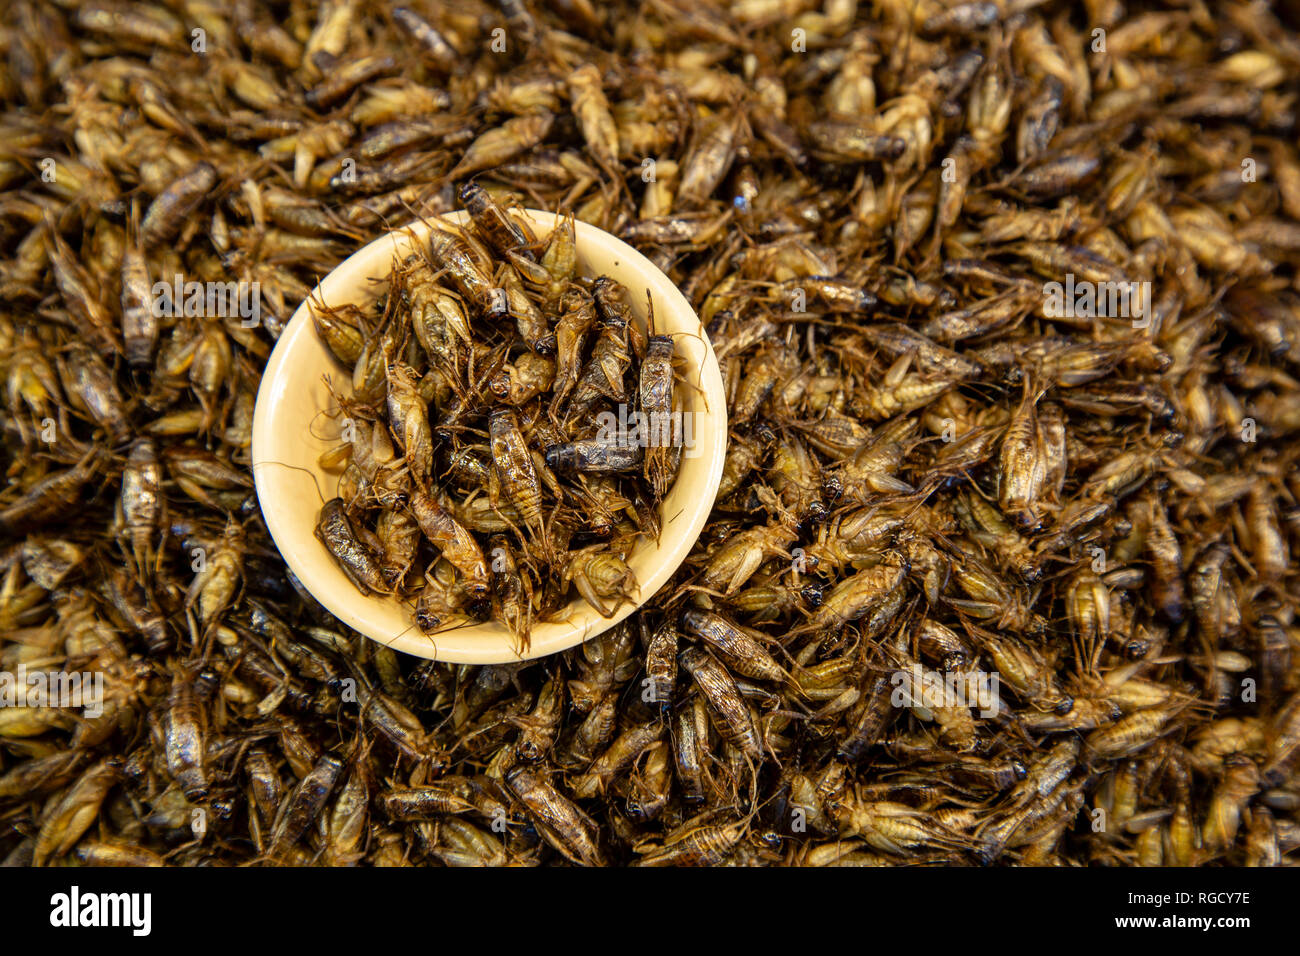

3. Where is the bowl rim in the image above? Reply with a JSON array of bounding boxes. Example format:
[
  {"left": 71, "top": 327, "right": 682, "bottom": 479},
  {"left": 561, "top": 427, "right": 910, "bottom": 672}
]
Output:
[{"left": 251, "top": 208, "right": 727, "bottom": 663}]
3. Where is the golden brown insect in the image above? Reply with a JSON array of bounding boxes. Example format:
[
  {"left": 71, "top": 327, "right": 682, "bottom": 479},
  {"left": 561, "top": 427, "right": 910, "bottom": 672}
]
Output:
[
  {"left": 834, "top": 797, "right": 968, "bottom": 856},
  {"left": 506, "top": 767, "right": 605, "bottom": 866},
  {"left": 391, "top": 6, "right": 459, "bottom": 73},
  {"left": 158, "top": 664, "right": 207, "bottom": 802},
  {"left": 565, "top": 278, "right": 633, "bottom": 420},
  {"left": 563, "top": 548, "right": 637, "bottom": 618},
  {"left": 678, "top": 109, "right": 747, "bottom": 206},
  {"left": 316, "top": 498, "right": 389, "bottom": 596},
  {"left": 451, "top": 112, "right": 554, "bottom": 179},
  {"left": 640, "top": 332, "right": 681, "bottom": 499},
  {"left": 488, "top": 408, "right": 544, "bottom": 537},
  {"left": 269, "top": 754, "right": 345, "bottom": 859},
  {"left": 681, "top": 608, "right": 789, "bottom": 684},
  {"left": 1201, "top": 755, "right": 1260, "bottom": 856},
  {"left": 119, "top": 438, "right": 162, "bottom": 580},
  {"left": 120, "top": 204, "right": 157, "bottom": 367},
  {"left": 489, "top": 533, "right": 533, "bottom": 652},
  {"left": 141, "top": 162, "right": 218, "bottom": 248},
  {"left": 997, "top": 381, "right": 1049, "bottom": 531},
  {"left": 409, "top": 491, "right": 490, "bottom": 602},
  {"left": 549, "top": 288, "right": 597, "bottom": 414},
  {"left": 805, "top": 558, "right": 907, "bottom": 632},
  {"left": 385, "top": 363, "right": 433, "bottom": 484},
  {"left": 633, "top": 819, "right": 748, "bottom": 866},
  {"left": 426, "top": 227, "right": 497, "bottom": 314},
  {"left": 679, "top": 647, "right": 762, "bottom": 759}
]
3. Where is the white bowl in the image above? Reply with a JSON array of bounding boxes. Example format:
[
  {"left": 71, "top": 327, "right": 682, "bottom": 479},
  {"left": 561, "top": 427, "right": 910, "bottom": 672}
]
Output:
[{"left": 251, "top": 209, "right": 727, "bottom": 663}]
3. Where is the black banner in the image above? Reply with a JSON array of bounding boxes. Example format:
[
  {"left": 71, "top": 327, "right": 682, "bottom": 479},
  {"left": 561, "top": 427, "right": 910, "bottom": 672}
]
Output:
[{"left": 5, "top": 865, "right": 1277, "bottom": 945}]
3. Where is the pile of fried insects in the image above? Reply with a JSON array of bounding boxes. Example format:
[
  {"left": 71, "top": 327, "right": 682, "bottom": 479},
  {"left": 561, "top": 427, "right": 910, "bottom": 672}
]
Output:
[
  {"left": 311, "top": 196, "right": 688, "bottom": 650},
  {"left": 1, "top": 0, "right": 1299, "bottom": 866}
]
